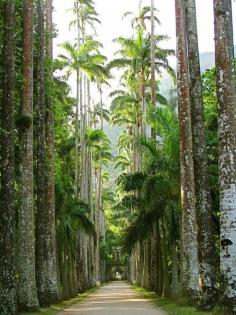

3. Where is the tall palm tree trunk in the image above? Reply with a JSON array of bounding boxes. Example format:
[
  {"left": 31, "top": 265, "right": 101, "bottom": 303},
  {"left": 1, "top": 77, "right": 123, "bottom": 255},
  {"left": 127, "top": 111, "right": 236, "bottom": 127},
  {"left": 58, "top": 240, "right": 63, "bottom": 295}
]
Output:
[
  {"left": 87, "top": 81, "right": 96, "bottom": 287},
  {"left": 74, "top": 5, "right": 81, "bottom": 197},
  {"left": 35, "top": 0, "right": 47, "bottom": 305},
  {"left": 175, "top": 0, "right": 199, "bottom": 297},
  {"left": 161, "top": 220, "right": 170, "bottom": 298},
  {"left": 0, "top": 2, "right": 16, "bottom": 314},
  {"left": 214, "top": 0, "right": 236, "bottom": 312},
  {"left": 18, "top": 1, "right": 39, "bottom": 310},
  {"left": 156, "top": 220, "right": 163, "bottom": 296},
  {"left": 150, "top": 0, "right": 156, "bottom": 140},
  {"left": 37, "top": 0, "right": 60, "bottom": 304},
  {"left": 95, "top": 86, "right": 104, "bottom": 286},
  {"left": 75, "top": 68, "right": 80, "bottom": 197},
  {"left": 184, "top": 0, "right": 217, "bottom": 308}
]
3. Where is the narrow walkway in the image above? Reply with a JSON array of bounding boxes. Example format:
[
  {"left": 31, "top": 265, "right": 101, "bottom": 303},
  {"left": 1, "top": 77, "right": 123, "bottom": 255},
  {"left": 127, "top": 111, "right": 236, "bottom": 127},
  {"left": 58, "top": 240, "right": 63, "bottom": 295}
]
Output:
[{"left": 59, "top": 281, "right": 165, "bottom": 315}]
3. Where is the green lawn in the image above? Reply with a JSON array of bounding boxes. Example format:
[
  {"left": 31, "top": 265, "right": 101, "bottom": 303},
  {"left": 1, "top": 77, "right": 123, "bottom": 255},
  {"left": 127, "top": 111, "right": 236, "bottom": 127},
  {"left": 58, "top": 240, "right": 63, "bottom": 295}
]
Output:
[
  {"left": 19, "top": 287, "right": 97, "bottom": 315},
  {"left": 134, "top": 287, "right": 213, "bottom": 315}
]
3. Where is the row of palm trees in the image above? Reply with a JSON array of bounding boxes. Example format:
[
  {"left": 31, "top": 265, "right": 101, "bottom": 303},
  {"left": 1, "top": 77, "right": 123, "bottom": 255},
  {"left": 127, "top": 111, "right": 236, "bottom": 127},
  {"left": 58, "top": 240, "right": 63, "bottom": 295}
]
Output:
[
  {"left": 0, "top": 0, "right": 235, "bottom": 314},
  {"left": 110, "top": 0, "right": 236, "bottom": 314},
  {"left": 0, "top": 0, "right": 60, "bottom": 312},
  {"left": 59, "top": 0, "right": 114, "bottom": 289},
  {"left": 0, "top": 0, "right": 113, "bottom": 313}
]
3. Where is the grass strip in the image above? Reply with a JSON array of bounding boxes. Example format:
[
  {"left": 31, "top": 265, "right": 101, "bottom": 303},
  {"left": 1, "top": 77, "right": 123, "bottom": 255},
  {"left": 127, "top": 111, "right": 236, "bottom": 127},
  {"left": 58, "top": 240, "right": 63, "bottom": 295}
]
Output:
[
  {"left": 134, "top": 286, "right": 213, "bottom": 315},
  {"left": 19, "top": 287, "right": 97, "bottom": 315}
]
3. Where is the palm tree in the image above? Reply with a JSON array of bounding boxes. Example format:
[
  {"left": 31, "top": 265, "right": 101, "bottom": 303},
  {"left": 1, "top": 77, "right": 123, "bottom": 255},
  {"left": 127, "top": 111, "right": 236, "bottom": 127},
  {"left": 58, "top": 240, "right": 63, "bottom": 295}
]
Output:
[
  {"left": 175, "top": 0, "right": 198, "bottom": 297},
  {"left": 109, "top": 25, "right": 174, "bottom": 167},
  {"left": 60, "top": 37, "right": 107, "bottom": 195},
  {"left": 0, "top": 2, "right": 16, "bottom": 314},
  {"left": 18, "top": 0, "right": 39, "bottom": 310},
  {"left": 214, "top": 0, "right": 236, "bottom": 312},
  {"left": 116, "top": 104, "right": 180, "bottom": 295},
  {"left": 56, "top": 192, "right": 95, "bottom": 298},
  {"left": 123, "top": 4, "right": 160, "bottom": 31},
  {"left": 35, "top": 0, "right": 61, "bottom": 305},
  {"left": 86, "top": 126, "right": 113, "bottom": 285},
  {"left": 184, "top": 0, "right": 217, "bottom": 309}
]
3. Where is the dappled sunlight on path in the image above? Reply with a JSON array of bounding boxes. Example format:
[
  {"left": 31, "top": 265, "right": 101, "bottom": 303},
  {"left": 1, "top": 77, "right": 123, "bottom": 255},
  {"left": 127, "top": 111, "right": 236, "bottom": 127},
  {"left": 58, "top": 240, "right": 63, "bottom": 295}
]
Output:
[{"left": 58, "top": 281, "right": 165, "bottom": 315}]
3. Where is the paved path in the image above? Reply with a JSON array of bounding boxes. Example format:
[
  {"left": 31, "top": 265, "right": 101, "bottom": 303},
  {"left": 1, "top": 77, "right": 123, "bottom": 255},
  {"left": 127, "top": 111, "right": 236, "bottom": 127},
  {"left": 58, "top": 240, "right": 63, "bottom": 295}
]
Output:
[{"left": 59, "top": 281, "right": 165, "bottom": 315}]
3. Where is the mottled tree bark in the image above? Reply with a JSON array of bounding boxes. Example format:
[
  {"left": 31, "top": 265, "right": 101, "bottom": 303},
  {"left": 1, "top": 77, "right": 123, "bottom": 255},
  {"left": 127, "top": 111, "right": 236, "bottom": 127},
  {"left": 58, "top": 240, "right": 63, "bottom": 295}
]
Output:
[
  {"left": 88, "top": 81, "right": 96, "bottom": 288},
  {"left": 38, "top": 0, "right": 60, "bottom": 304},
  {"left": 184, "top": 0, "right": 217, "bottom": 309},
  {"left": 35, "top": 0, "right": 47, "bottom": 305},
  {"left": 74, "top": 2, "right": 81, "bottom": 198},
  {"left": 79, "top": 73, "right": 89, "bottom": 290},
  {"left": 150, "top": 0, "right": 156, "bottom": 140},
  {"left": 175, "top": 0, "right": 199, "bottom": 297},
  {"left": 94, "top": 86, "right": 104, "bottom": 286},
  {"left": 214, "top": 0, "right": 236, "bottom": 312},
  {"left": 18, "top": 0, "right": 39, "bottom": 310},
  {"left": 0, "top": 2, "right": 16, "bottom": 314},
  {"left": 95, "top": 166, "right": 102, "bottom": 285}
]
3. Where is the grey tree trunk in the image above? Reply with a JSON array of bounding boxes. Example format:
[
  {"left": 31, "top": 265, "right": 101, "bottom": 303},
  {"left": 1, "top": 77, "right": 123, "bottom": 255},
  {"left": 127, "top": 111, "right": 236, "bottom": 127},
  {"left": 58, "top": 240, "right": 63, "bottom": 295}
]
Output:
[
  {"left": 75, "top": 69, "right": 80, "bottom": 197},
  {"left": 184, "top": 0, "right": 217, "bottom": 309},
  {"left": 61, "top": 247, "right": 70, "bottom": 300},
  {"left": 95, "top": 86, "right": 104, "bottom": 286},
  {"left": 0, "top": 2, "right": 16, "bottom": 314},
  {"left": 35, "top": 0, "right": 47, "bottom": 305},
  {"left": 214, "top": 0, "right": 236, "bottom": 312},
  {"left": 150, "top": 0, "right": 156, "bottom": 140},
  {"left": 161, "top": 220, "right": 170, "bottom": 298},
  {"left": 156, "top": 221, "right": 163, "bottom": 295},
  {"left": 171, "top": 242, "right": 180, "bottom": 298},
  {"left": 36, "top": 0, "right": 60, "bottom": 304},
  {"left": 175, "top": 0, "right": 199, "bottom": 297},
  {"left": 150, "top": 226, "right": 158, "bottom": 291},
  {"left": 18, "top": 1, "right": 39, "bottom": 311},
  {"left": 88, "top": 81, "right": 96, "bottom": 288}
]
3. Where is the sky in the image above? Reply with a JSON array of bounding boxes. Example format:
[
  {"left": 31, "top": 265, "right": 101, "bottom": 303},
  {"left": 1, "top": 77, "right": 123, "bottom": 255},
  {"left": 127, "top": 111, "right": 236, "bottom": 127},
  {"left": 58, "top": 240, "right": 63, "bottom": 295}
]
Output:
[{"left": 53, "top": 0, "right": 236, "bottom": 99}]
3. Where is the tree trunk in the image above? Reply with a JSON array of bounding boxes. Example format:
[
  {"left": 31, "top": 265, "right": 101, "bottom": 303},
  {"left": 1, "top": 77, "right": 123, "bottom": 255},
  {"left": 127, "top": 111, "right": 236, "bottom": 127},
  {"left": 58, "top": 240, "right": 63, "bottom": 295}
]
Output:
[
  {"left": 80, "top": 74, "right": 89, "bottom": 290},
  {"left": 169, "top": 206, "right": 180, "bottom": 298},
  {"left": 41, "top": 0, "right": 60, "bottom": 304},
  {"left": 95, "top": 165, "right": 102, "bottom": 285},
  {"left": 88, "top": 81, "right": 96, "bottom": 288},
  {"left": 161, "top": 220, "right": 171, "bottom": 298},
  {"left": 141, "top": 68, "right": 146, "bottom": 140},
  {"left": 214, "top": 0, "right": 236, "bottom": 312},
  {"left": 35, "top": 0, "right": 47, "bottom": 305},
  {"left": 95, "top": 86, "right": 104, "bottom": 286},
  {"left": 18, "top": 1, "right": 39, "bottom": 311},
  {"left": 150, "top": 226, "right": 158, "bottom": 291},
  {"left": 0, "top": 2, "right": 16, "bottom": 314},
  {"left": 171, "top": 242, "right": 180, "bottom": 298},
  {"left": 68, "top": 249, "right": 76, "bottom": 297},
  {"left": 62, "top": 247, "right": 70, "bottom": 300},
  {"left": 184, "top": 0, "right": 217, "bottom": 309},
  {"left": 150, "top": 0, "right": 156, "bottom": 140},
  {"left": 75, "top": 69, "right": 80, "bottom": 196},
  {"left": 74, "top": 1, "right": 81, "bottom": 197},
  {"left": 156, "top": 220, "right": 163, "bottom": 296},
  {"left": 175, "top": 0, "right": 199, "bottom": 297}
]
